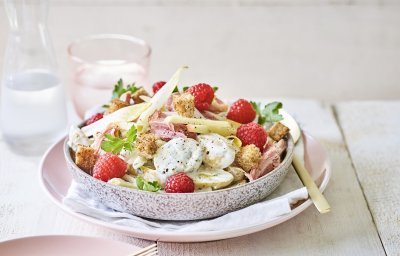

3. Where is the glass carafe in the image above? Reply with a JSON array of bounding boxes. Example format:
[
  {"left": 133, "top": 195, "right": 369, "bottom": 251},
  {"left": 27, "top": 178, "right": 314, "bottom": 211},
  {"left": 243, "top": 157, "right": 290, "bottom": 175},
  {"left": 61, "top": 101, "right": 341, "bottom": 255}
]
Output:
[{"left": 1, "top": 0, "right": 67, "bottom": 155}]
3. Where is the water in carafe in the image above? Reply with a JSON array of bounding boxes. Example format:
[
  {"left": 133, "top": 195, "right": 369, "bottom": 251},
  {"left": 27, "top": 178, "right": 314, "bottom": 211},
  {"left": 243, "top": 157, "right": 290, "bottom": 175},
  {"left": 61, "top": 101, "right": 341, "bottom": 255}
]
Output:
[{"left": 1, "top": 0, "right": 67, "bottom": 155}]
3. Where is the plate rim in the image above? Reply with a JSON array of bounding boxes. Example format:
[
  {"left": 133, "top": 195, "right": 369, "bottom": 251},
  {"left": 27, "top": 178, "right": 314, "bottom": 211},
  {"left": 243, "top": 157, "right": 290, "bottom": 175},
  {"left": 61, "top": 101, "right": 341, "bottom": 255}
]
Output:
[
  {"left": 0, "top": 234, "right": 141, "bottom": 252},
  {"left": 0, "top": 234, "right": 135, "bottom": 244},
  {"left": 38, "top": 132, "right": 331, "bottom": 242}
]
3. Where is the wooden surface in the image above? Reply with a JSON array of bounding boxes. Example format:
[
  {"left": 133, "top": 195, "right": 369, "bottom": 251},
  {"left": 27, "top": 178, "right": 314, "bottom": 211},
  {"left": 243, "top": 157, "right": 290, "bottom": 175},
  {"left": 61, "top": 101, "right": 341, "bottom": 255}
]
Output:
[
  {"left": 335, "top": 101, "right": 400, "bottom": 256},
  {"left": 1, "top": 4, "right": 400, "bottom": 101},
  {"left": 157, "top": 99, "right": 386, "bottom": 255},
  {"left": 1, "top": 2, "right": 400, "bottom": 255},
  {"left": 0, "top": 133, "right": 153, "bottom": 249},
  {"left": 1, "top": 99, "right": 396, "bottom": 255}
]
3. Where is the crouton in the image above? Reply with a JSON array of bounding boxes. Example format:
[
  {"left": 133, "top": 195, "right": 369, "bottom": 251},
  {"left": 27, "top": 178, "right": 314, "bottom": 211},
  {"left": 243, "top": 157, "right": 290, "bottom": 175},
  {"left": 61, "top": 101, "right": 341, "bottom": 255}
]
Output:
[
  {"left": 173, "top": 93, "right": 195, "bottom": 118},
  {"left": 135, "top": 133, "right": 158, "bottom": 159},
  {"left": 106, "top": 98, "right": 130, "bottom": 114},
  {"left": 269, "top": 122, "right": 290, "bottom": 141},
  {"left": 75, "top": 145, "right": 98, "bottom": 174},
  {"left": 131, "top": 87, "right": 150, "bottom": 104},
  {"left": 235, "top": 144, "right": 261, "bottom": 172}
]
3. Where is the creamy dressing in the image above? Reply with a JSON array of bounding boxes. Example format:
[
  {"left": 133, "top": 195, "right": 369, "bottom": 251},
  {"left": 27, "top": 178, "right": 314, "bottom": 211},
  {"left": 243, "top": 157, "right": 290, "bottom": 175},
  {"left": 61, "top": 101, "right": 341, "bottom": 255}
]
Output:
[
  {"left": 120, "top": 149, "right": 147, "bottom": 169},
  {"left": 67, "top": 126, "right": 91, "bottom": 151},
  {"left": 198, "top": 134, "right": 235, "bottom": 169},
  {"left": 153, "top": 138, "right": 203, "bottom": 180}
]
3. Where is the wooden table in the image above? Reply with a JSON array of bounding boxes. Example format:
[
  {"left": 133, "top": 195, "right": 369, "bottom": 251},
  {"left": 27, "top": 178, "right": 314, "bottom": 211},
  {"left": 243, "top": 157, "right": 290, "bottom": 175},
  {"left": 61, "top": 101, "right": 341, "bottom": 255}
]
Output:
[{"left": 0, "top": 99, "right": 398, "bottom": 255}]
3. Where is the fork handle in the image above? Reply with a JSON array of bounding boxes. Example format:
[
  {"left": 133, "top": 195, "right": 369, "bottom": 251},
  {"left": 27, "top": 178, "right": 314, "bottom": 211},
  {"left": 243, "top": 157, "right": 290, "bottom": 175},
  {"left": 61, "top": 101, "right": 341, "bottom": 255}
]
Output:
[{"left": 292, "top": 154, "right": 331, "bottom": 214}]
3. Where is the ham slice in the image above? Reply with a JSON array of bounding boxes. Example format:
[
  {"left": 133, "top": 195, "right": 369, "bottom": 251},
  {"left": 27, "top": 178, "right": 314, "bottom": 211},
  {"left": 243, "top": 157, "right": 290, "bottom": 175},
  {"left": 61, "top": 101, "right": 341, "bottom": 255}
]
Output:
[
  {"left": 165, "top": 93, "right": 181, "bottom": 112},
  {"left": 91, "top": 123, "right": 120, "bottom": 152},
  {"left": 173, "top": 124, "right": 197, "bottom": 140},
  {"left": 245, "top": 139, "right": 287, "bottom": 181},
  {"left": 201, "top": 110, "right": 222, "bottom": 120},
  {"left": 149, "top": 111, "right": 196, "bottom": 141},
  {"left": 208, "top": 97, "right": 228, "bottom": 113}
]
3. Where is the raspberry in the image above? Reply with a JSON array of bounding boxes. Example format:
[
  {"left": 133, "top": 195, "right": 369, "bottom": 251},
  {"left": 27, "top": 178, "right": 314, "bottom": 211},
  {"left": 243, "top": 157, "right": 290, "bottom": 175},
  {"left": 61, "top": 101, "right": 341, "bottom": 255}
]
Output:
[
  {"left": 152, "top": 81, "right": 166, "bottom": 94},
  {"left": 186, "top": 83, "right": 214, "bottom": 111},
  {"left": 85, "top": 112, "right": 103, "bottom": 126},
  {"left": 164, "top": 172, "right": 195, "bottom": 193},
  {"left": 227, "top": 99, "right": 256, "bottom": 124},
  {"left": 93, "top": 153, "right": 127, "bottom": 182},
  {"left": 236, "top": 123, "right": 267, "bottom": 151}
]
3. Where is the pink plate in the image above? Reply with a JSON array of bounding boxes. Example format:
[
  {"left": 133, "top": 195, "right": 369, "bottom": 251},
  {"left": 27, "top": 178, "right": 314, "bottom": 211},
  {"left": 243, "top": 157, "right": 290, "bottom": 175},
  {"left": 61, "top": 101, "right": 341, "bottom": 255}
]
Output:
[
  {"left": 39, "top": 132, "right": 331, "bottom": 242},
  {"left": 0, "top": 235, "right": 140, "bottom": 256}
]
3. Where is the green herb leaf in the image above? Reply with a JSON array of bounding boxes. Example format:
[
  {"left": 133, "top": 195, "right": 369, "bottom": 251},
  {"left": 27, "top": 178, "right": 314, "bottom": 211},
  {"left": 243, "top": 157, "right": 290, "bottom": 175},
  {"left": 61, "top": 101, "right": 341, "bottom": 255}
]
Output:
[
  {"left": 101, "top": 136, "right": 125, "bottom": 154},
  {"left": 250, "top": 101, "right": 260, "bottom": 114},
  {"left": 173, "top": 86, "right": 179, "bottom": 93},
  {"left": 182, "top": 86, "right": 189, "bottom": 92},
  {"left": 126, "top": 83, "right": 139, "bottom": 94},
  {"left": 136, "top": 177, "right": 161, "bottom": 192},
  {"left": 251, "top": 101, "right": 283, "bottom": 125},
  {"left": 251, "top": 101, "right": 265, "bottom": 125},
  {"left": 136, "top": 176, "right": 145, "bottom": 190},
  {"left": 263, "top": 101, "right": 283, "bottom": 122},
  {"left": 112, "top": 79, "right": 139, "bottom": 99},
  {"left": 100, "top": 124, "right": 137, "bottom": 154},
  {"left": 212, "top": 86, "right": 219, "bottom": 92},
  {"left": 144, "top": 181, "right": 161, "bottom": 192},
  {"left": 112, "top": 79, "right": 125, "bottom": 99},
  {"left": 125, "top": 124, "right": 137, "bottom": 143}
]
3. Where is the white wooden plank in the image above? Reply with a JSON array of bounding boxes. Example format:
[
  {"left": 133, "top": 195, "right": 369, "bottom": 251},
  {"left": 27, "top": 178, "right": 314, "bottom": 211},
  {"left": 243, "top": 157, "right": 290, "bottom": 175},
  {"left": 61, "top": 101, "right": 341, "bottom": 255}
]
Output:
[
  {"left": 0, "top": 99, "right": 385, "bottom": 255},
  {"left": 335, "top": 100, "right": 400, "bottom": 256},
  {"left": 157, "top": 99, "right": 385, "bottom": 255},
  {"left": 0, "top": 141, "right": 153, "bottom": 248}
]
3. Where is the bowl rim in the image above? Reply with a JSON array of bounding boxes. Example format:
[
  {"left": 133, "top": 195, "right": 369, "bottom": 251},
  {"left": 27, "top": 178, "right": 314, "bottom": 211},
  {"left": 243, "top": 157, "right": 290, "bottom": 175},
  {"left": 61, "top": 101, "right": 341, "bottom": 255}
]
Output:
[{"left": 64, "top": 135, "right": 294, "bottom": 196}]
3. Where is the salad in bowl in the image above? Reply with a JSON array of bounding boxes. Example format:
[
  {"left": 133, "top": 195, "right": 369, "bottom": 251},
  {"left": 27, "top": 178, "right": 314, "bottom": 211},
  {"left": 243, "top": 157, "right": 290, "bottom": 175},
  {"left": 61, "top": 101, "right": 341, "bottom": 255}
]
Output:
[{"left": 65, "top": 66, "right": 293, "bottom": 220}]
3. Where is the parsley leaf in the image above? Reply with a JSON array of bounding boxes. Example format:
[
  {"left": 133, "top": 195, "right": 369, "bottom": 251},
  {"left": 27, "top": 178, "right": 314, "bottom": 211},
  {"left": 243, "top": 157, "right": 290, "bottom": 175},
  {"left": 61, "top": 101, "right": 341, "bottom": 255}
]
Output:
[
  {"left": 112, "top": 79, "right": 139, "bottom": 99},
  {"left": 101, "top": 124, "right": 137, "bottom": 154},
  {"left": 112, "top": 79, "right": 125, "bottom": 99},
  {"left": 136, "top": 176, "right": 144, "bottom": 189},
  {"left": 136, "top": 176, "right": 161, "bottom": 192},
  {"left": 101, "top": 134, "right": 125, "bottom": 154},
  {"left": 251, "top": 101, "right": 283, "bottom": 125},
  {"left": 123, "top": 124, "right": 137, "bottom": 151},
  {"left": 263, "top": 102, "right": 283, "bottom": 122},
  {"left": 212, "top": 86, "right": 219, "bottom": 92},
  {"left": 251, "top": 101, "right": 265, "bottom": 124},
  {"left": 182, "top": 86, "right": 189, "bottom": 92}
]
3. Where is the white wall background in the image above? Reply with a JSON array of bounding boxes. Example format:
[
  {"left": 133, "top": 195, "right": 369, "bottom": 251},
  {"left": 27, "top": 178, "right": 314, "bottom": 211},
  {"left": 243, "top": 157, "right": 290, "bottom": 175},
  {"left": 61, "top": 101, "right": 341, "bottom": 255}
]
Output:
[{"left": 0, "top": 1, "right": 399, "bottom": 101}]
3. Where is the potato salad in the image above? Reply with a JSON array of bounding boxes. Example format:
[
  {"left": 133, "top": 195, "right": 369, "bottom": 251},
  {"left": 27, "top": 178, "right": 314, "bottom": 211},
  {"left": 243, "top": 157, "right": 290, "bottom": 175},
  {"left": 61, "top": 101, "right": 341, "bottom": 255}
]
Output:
[{"left": 68, "top": 67, "right": 289, "bottom": 193}]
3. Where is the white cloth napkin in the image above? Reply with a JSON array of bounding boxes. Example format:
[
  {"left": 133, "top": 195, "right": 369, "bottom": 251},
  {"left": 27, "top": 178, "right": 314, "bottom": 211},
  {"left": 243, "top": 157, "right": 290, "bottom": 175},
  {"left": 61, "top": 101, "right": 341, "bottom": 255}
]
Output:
[
  {"left": 64, "top": 106, "right": 309, "bottom": 232},
  {"left": 63, "top": 172, "right": 308, "bottom": 232}
]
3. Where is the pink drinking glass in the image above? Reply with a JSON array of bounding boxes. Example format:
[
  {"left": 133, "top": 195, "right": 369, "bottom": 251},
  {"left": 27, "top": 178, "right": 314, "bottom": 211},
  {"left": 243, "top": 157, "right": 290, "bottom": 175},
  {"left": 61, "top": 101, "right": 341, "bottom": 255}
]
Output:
[{"left": 68, "top": 34, "right": 151, "bottom": 118}]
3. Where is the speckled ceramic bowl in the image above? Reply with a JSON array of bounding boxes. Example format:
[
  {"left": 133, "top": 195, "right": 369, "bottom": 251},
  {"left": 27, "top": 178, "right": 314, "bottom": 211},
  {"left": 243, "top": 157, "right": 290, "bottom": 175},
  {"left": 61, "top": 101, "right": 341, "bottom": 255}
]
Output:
[{"left": 64, "top": 136, "right": 294, "bottom": 221}]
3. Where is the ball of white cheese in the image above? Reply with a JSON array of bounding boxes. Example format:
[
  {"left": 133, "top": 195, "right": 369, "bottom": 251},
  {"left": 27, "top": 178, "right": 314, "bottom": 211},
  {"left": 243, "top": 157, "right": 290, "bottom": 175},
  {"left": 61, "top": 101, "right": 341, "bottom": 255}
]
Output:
[
  {"left": 153, "top": 137, "right": 203, "bottom": 178},
  {"left": 198, "top": 134, "right": 236, "bottom": 169}
]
